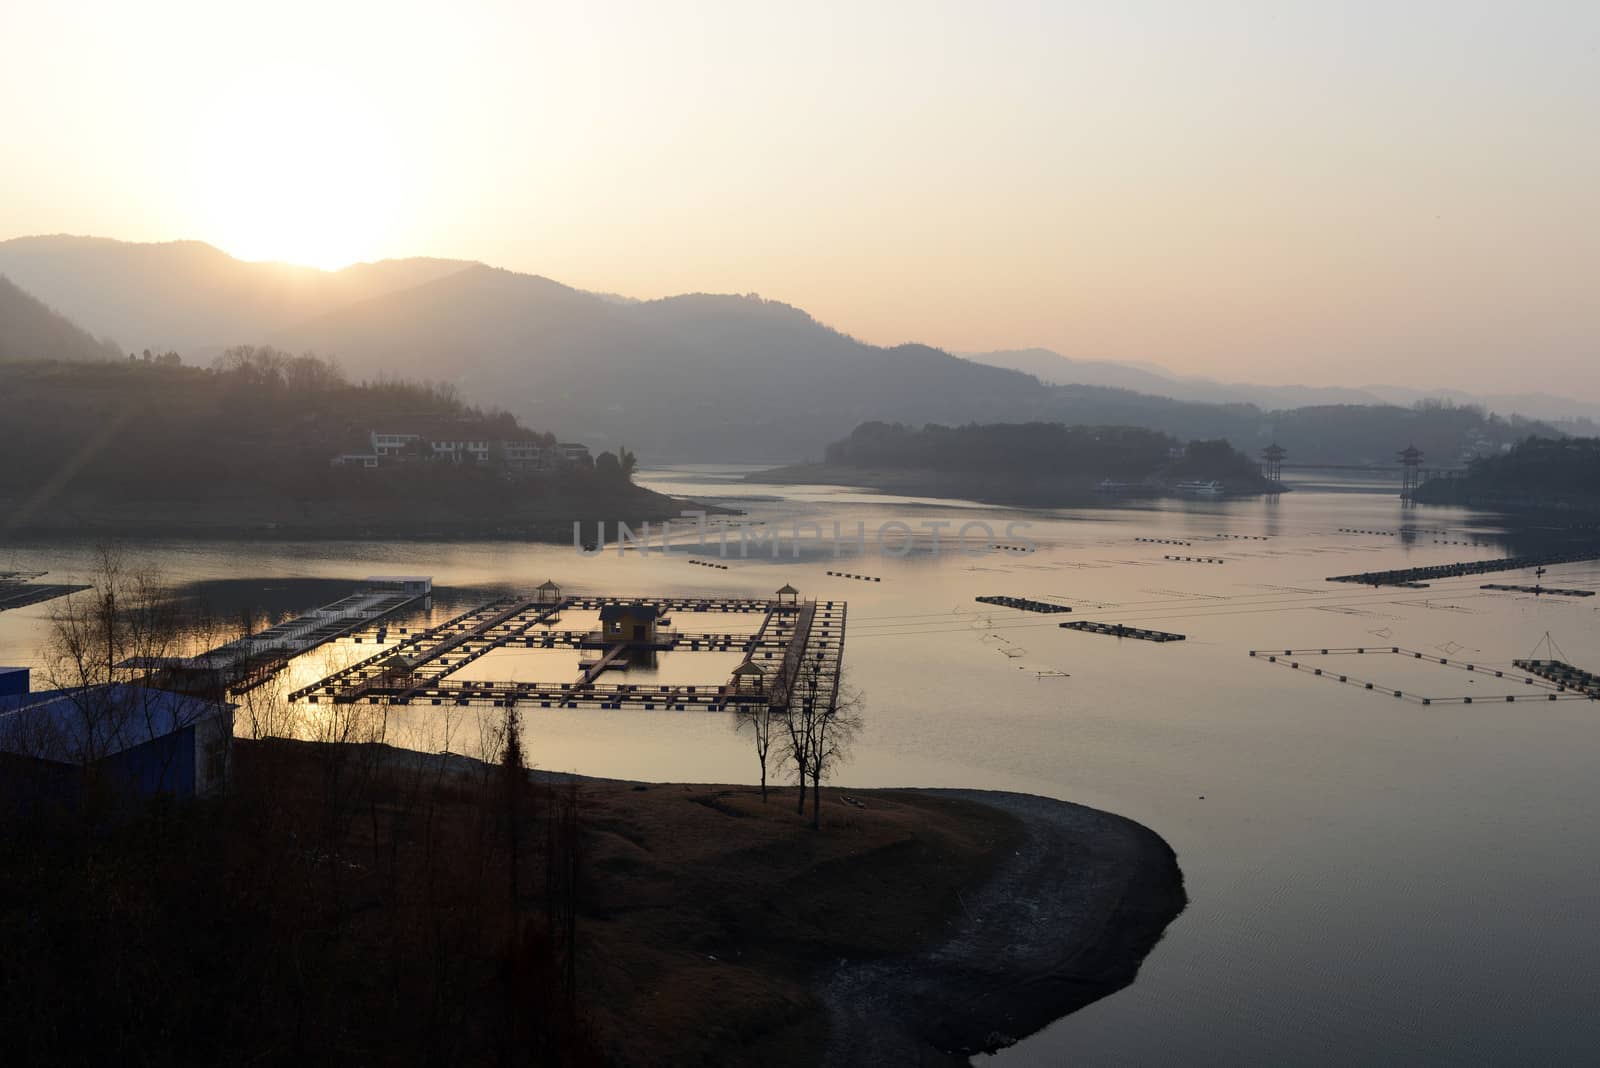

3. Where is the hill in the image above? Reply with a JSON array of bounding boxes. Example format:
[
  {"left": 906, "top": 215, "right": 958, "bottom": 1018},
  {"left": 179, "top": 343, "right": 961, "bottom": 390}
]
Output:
[
  {"left": 1413, "top": 436, "right": 1600, "bottom": 514},
  {"left": 758, "top": 421, "right": 1276, "bottom": 506},
  {"left": 273, "top": 267, "right": 1557, "bottom": 464},
  {"left": 0, "top": 275, "right": 121, "bottom": 363},
  {"left": 270, "top": 266, "right": 1066, "bottom": 461},
  {"left": 0, "top": 354, "right": 684, "bottom": 539},
  {"left": 0, "top": 235, "right": 472, "bottom": 354},
  {"left": 0, "top": 236, "right": 1565, "bottom": 465}
]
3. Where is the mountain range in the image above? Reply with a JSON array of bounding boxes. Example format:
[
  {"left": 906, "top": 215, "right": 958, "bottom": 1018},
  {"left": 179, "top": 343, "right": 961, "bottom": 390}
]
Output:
[
  {"left": 0, "top": 235, "right": 1583, "bottom": 464},
  {"left": 962, "top": 348, "right": 1600, "bottom": 424}
]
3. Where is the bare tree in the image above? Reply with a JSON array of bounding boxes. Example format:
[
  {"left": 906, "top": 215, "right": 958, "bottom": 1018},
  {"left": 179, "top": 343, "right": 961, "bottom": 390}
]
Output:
[
  {"left": 732, "top": 696, "right": 780, "bottom": 802},
  {"left": 780, "top": 688, "right": 812, "bottom": 816},
  {"left": 36, "top": 550, "right": 220, "bottom": 796},
  {"left": 801, "top": 665, "right": 862, "bottom": 830},
  {"left": 776, "top": 658, "right": 863, "bottom": 827}
]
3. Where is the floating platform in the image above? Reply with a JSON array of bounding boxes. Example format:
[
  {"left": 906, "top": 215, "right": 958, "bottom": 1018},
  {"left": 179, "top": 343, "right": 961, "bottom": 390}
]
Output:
[
  {"left": 0, "top": 574, "right": 91, "bottom": 612},
  {"left": 1060, "top": 621, "right": 1185, "bottom": 642},
  {"left": 1164, "top": 555, "right": 1225, "bottom": 564},
  {"left": 1512, "top": 659, "right": 1600, "bottom": 698},
  {"left": 138, "top": 578, "right": 430, "bottom": 693},
  {"left": 1481, "top": 584, "right": 1595, "bottom": 597},
  {"left": 1327, "top": 550, "right": 1600, "bottom": 587},
  {"left": 976, "top": 595, "right": 1071, "bottom": 614}
]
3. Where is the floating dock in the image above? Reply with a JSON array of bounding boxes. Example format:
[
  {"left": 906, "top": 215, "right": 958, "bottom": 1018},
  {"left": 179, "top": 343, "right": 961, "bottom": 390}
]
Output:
[
  {"left": 976, "top": 595, "right": 1071, "bottom": 614},
  {"left": 1512, "top": 659, "right": 1600, "bottom": 698},
  {"left": 1327, "top": 550, "right": 1600, "bottom": 587},
  {"left": 1481, "top": 584, "right": 1595, "bottom": 597},
  {"left": 1060, "top": 621, "right": 1185, "bottom": 642},
  {"left": 138, "top": 577, "right": 430, "bottom": 693},
  {"left": 0, "top": 571, "right": 91, "bottom": 612}
]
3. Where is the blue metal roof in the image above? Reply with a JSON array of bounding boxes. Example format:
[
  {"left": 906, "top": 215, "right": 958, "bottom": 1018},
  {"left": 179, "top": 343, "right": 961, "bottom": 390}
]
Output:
[{"left": 0, "top": 684, "right": 231, "bottom": 766}]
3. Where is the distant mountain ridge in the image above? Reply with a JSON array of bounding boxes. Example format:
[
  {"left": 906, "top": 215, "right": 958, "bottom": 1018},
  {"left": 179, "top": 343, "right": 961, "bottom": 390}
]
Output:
[
  {"left": 0, "top": 235, "right": 1576, "bottom": 464},
  {"left": 0, "top": 274, "right": 121, "bottom": 363},
  {"left": 0, "top": 235, "right": 474, "bottom": 354},
  {"left": 962, "top": 348, "right": 1600, "bottom": 424}
]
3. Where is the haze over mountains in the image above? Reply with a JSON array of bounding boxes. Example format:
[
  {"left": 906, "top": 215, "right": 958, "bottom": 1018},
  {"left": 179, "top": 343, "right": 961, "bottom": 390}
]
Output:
[
  {"left": 0, "top": 274, "right": 122, "bottom": 364},
  {"left": 0, "top": 235, "right": 470, "bottom": 354},
  {"left": 0, "top": 235, "right": 1584, "bottom": 464},
  {"left": 963, "top": 349, "right": 1600, "bottom": 425}
]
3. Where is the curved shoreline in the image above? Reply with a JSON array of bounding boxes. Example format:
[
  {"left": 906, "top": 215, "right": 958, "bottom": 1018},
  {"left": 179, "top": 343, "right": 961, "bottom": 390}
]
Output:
[{"left": 817, "top": 789, "right": 1187, "bottom": 1065}]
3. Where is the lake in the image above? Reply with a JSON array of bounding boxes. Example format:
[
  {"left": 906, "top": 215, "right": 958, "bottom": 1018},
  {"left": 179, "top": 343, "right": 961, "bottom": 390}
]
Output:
[{"left": 2, "top": 467, "right": 1597, "bottom": 1064}]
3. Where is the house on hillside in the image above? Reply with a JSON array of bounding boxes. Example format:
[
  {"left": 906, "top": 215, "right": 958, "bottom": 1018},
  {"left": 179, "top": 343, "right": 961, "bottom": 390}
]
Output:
[
  {"left": 554, "top": 443, "right": 593, "bottom": 467},
  {"left": 370, "top": 431, "right": 421, "bottom": 457},
  {"left": 428, "top": 434, "right": 492, "bottom": 464},
  {"left": 352, "top": 427, "right": 579, "bottom": 472},
  {"left": 500, "top": 435, "right": 551, "bottom": 470},
  {"left": 0, "top": 672, "right": 234, "bottom": 809}
]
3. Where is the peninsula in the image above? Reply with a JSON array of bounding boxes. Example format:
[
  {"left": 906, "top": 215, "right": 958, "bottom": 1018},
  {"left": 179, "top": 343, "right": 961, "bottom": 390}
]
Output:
[{"left": 756, "top": 420, "right": 1279, "bottom": 506}]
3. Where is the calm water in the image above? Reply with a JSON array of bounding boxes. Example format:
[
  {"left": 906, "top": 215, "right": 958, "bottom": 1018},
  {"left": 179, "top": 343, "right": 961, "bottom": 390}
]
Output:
[{"left": 3, "top": 469, "right": 1598, "bottom": 1065}]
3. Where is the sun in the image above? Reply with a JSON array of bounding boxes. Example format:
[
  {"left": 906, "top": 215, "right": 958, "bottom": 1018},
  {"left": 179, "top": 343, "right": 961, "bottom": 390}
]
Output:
[{"left": 192, "top": 80, "right": 406, "bottom": 270}]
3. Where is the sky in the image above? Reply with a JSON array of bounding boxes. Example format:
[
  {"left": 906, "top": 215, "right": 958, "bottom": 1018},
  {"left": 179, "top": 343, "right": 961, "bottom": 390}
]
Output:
[{"left": 1, "top": 0, "right": 1596, "bottom": 393}]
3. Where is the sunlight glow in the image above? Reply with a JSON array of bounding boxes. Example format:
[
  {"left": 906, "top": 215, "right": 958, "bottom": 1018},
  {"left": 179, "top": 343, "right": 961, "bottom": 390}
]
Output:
[{"left": 194, "top": 78, "right": 406, "bottom": 269}]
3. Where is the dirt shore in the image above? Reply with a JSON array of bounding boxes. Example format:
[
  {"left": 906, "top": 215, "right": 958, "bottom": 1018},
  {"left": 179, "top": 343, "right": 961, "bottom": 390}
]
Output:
[{"left": 817, "top": 789, "right": 1187, "bottom": 1065}]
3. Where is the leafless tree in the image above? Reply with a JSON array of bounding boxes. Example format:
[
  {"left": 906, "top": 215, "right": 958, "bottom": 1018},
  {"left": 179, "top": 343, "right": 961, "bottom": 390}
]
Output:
[
  {"left": 32, "top": 549, "right": 221, "bottom": 797},
  {"left": 802, "top": 667, "right": 862, "bottom": 830},
  {"left": 732, "top": 694, "right": 781, "bottom": 801},
  {"left": 776, "top": 658, "right": 863, "bottom": 827}
]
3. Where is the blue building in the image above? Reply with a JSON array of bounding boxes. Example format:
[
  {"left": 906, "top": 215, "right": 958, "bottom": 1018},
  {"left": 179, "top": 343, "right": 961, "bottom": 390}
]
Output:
[{"left": 0, "top": 672, "right": 233, "bottom": 806}]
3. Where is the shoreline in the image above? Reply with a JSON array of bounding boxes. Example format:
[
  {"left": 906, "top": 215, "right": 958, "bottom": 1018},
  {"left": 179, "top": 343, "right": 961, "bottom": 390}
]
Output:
[
  {"left": 380, "top": 750, "right": 1187, "bottom": 1063},
  {"left": 818, "top": 788, "right": 1186, "bottom": 1064},
  {"left": 366, "top": 748, "right": 1186, "bottom": 1062}
]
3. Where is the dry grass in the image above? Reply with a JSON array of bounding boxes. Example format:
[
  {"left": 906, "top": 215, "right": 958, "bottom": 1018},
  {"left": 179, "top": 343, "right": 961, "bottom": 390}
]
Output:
[
  {"left": 0, "top": 740, "right": 1021, "bottom": 1066},
  {"left": 574, "top": 783, "right": 1023, "bottom": 1066}
]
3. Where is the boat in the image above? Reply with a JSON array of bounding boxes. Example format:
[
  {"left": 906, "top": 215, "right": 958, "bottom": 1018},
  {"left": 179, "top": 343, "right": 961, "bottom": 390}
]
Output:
[{"left": 1175, "top": 480, "right": 1224, "bottom": 497}]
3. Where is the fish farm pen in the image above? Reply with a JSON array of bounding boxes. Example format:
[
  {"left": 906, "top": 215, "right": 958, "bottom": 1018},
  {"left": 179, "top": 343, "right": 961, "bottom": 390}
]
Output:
[
  {"left": 1250, "top": 647, "right": 1596, "bottom": 705},
  {"left": 1481, "top": 584, "right": 1595, "bottom": 597},
  {"left": 1513, "top": 659, "right": 1600, "bottom": 698},
  {"left": 975, "top": 596, "right": 1072, "bottom": 614},
  {"left": 1059, "top": 621, "right": 1186, "bottom": 642},
  {"left": 290, "top": 586, "right": 847, "bottom": 714},
  {"left": 1326, "top": 550, "right": 1600, "bottom": 587}
]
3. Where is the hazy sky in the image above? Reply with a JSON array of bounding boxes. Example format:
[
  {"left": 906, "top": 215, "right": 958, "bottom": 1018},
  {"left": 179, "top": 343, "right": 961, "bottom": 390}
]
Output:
[{"left": 2, "top": 1, "right": 1596, "bottom": 393}]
